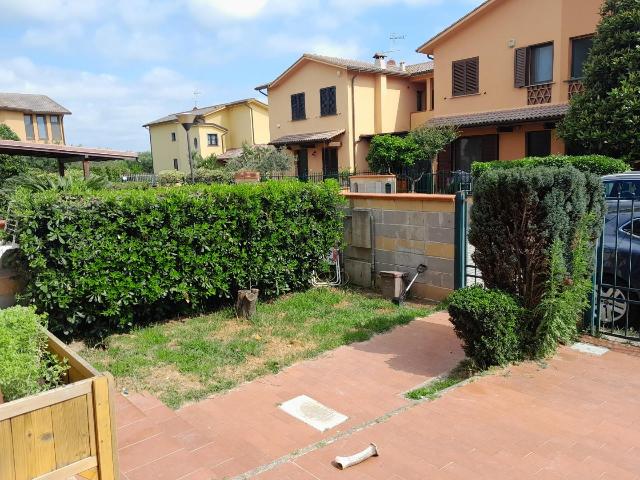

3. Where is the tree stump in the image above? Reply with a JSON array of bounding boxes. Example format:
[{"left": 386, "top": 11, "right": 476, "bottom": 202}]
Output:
[{"left": 236, "top": 289, "right": 259, "bottom": 319}]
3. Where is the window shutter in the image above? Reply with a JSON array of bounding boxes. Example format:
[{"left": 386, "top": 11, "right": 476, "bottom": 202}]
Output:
[
  {"left": 452, "top": 60, "right": 466, "bottom": 96},
  {"left": 466, "top": 57, "right": 479, "bottom": 94},
  {"left": 320, "top": 87, "right": 336, "bottom": 116},
  {"left": 514, "top": 47, "right": 527, "bottom": 88},
  {"left": 291, "top": 94, "right": 298, "bottom": 119},
  {"left": 291, "top": 93, "right": 306, "bottom": 120}
]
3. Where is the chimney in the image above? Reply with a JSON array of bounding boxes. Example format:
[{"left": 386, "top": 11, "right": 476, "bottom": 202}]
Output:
[
  {"left": 399, "top": 61, "right": 406, "bottom": 72},
  {"left": 387, "top": 59, "right": 397, "bottom": 68},
  {"left": 373, "top": 52, "right": 387, "bottom": 69}
]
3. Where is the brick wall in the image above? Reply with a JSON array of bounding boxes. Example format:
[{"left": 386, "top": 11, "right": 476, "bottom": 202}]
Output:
[{"left": 343, "top": 192, "right": 455, "bottom": 302}]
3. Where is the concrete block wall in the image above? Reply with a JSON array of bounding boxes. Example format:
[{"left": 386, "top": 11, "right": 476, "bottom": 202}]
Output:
[{"left": 343, "top": 193, "right": 455, "bottom": 302}]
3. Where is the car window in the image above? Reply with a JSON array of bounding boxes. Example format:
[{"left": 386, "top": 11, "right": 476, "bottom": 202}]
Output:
[
  {"left": 622, "top": 219, "right": 640, "bottom": 238},
  {"left": 605, "top": 180, "right": 640, "bottom": 198}
]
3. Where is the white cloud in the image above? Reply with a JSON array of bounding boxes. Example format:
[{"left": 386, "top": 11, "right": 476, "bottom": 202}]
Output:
[
  {"left": 0, "top": 58, "right": 206, "bottom": 151},
  {"left": 188, "top": 0, "right": 269, "bottom": 20},
  {"left": 265, "top": 33, "right": 363, "bottom": 58},
  {"left": 0, "top": 0, "right": 102, "bottom": 23}
]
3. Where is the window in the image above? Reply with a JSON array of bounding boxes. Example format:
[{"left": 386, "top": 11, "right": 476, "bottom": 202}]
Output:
[
  {"left": 194, "top": 137, "right": 198, "bottom": 149},
  {"left": 571, "top": 36, "right": 594, "bottom": 79},
  {"left": 515, "top": 43, "right": 554, "bottom": 87},
  {"left": 207, "top": 133, "right": 218, "bottom": 146},
  {"left": 36, "top": 114, "right": 48, "bottom": 140},
  {"left": 50, "top": 115, "right": 62, "bottom": 142},
  {"left": 526, "top": 130, "right": 552, "bottom": 157},
  {"left": 173, "top": 158, "right": 179, "bottom": 170},
  {"left": 320, "top": 86, "right": 336, "bottom": 116},
  {"left": 605, "top": 180, "right": 640, "bottom": 198},
  {"left": 452, "top": 135, "right": 498, "bottom": 171},
  {"left": 416, "top": 90, "right": 425, "bottom": 112},
  {"left": 23, "top": 114, "right": 34, "bottom": 139},
  {"left": 291, "top": 92, "right": 306, "bottom": 121},
  {"left": 171, "top": 132, "right": 176, "bottom": 142},
  {"left": 622, "top": 219, "right": 640, "bottom": 238},
  {"left": 452, "top": 57, "right": 479, "bottom": 97}
]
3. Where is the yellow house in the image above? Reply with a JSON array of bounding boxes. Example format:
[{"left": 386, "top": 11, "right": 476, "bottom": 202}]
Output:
[
  {"left": 415, "top": 0, "right": 603, "bottom": 171},
  {"left": 256, "top": 53, "right": 433, "bottom": 176},
  {"left": 144, "top": 98, "right": 270, "bottom": 173},
  {"left": 0, "top": 92, "right": 70, "bottom": 144}
]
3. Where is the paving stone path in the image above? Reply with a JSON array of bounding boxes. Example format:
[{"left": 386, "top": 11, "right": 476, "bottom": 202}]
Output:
[{"left": 114, "top": 311, "right": 640, "bottom": 479}]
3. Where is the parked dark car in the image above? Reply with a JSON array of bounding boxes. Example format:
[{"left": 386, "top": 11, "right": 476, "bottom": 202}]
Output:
[{"left": 600, "top": 174, "right": 640, "bottom": 330}]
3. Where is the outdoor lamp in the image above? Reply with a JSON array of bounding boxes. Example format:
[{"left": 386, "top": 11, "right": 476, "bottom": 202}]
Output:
[{"left": 177, "top": 112, "right": 198, "bottom": 183}]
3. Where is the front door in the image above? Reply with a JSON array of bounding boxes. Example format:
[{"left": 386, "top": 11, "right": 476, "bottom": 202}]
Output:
[
  {"left": 297, "top": 149, "right": 308, "bottom": 180},
  {"left": 322, "top": 148, "right": 338, "bottom": 179}
]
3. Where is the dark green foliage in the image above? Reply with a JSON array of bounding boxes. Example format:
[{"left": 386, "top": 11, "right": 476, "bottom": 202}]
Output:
[
  {"left": 194, "top": 167, "right": 232, "bottom": 184},
  {"left": 0, "top": 306, "right": 68, "bottom": 402},
  {"left": 158, "top": 169, "right": 186, "bottom": 185},
  {"left": 86, "top": 159, "right": 151, "bottom": 181},
  {"left": 469, "top": 167, "right": 605, "bottom": 310},
  {"left": 407, "top": 125, "right": 458, "bottom": 164},
  {"left": 12, "top": 181, "right": 344, "bottom": 339},
  {"left": 224, "top": 144, "right": 293, "bottom": 176},
  {"left": 472, "top": 155, "right": 629, "bottom": 177},
  {"left": 366, "top": 134, "right": 419, "bottom": 173},
  {"left": 534, "top": 218, "right": 596, "bottom": 357},
  {"left": 448, "top": 286, "right": 524, "bottom": 368},
  {"left": 558, "top": 0, "right": 640, "bottom": 164},
  {"left": 0, "top": 123, "right": 27, "bottom": 182}
]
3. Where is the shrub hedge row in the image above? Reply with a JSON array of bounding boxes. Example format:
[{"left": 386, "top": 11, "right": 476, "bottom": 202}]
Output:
[
  {"left": 12, "top": 181, "right": 344, "bottom": 338},
  {"left": 471, "top": 154, "right": 629, "bottom": 177}
]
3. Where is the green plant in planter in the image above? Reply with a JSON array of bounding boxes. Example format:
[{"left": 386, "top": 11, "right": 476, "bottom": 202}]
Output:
[{"left": 0, "top": 306, "right": 68, "bottom": 402}]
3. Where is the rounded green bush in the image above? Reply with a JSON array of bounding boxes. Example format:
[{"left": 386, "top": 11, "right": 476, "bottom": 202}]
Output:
[
  {"left": 447, "top": 286, "right": 524, "bottom": 368},
  {"left": 471, "top": 155, "right": 629, "bottom": 177}
]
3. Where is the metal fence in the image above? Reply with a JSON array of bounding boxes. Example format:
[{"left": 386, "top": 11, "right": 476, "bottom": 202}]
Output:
[
  {"left": 454, "top": 189, "right": 640, "bottom": 342},
  {"left": 587, "top": 194, "right": 639, "bottom": 340}
]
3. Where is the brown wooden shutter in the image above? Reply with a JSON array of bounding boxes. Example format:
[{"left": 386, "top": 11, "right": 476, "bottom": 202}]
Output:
[
  {"left": 466, "top": 57, "right": 479, "bottom": 94},
  {"left": 514, "top": 47, "right": 527, "bottom": 88},
  {"left": 452, "top": 60, "right": 466, "bottom": 96}
]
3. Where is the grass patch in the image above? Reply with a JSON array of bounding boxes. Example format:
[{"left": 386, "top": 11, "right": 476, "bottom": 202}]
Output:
[
  {"left": 81, "top": 287, "right": 432, "bottom": 408},
  {"left": 406, "top": 359, "right": 479, "bottom": 401}
]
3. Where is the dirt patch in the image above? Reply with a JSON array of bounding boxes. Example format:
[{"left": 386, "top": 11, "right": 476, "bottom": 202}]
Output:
[
  {"left": 209, "top": 319, "right": 252, "bottom": 340},
  {"left": 116, "top": 364, "right": 203, "bottom": 397},
  {"left": 334, "top": 300, "right": 353, "bottom": 309}
]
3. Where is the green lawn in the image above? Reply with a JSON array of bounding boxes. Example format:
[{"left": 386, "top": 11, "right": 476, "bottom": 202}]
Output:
[{"left": 82, "top": 287, "right": 433, "bottom": 408}]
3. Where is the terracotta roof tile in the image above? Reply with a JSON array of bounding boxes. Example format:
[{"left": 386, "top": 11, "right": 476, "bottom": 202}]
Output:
[
  {"left": 270, "top": 129, "right": 345, "bottom": 146},
  {"left": 0, "top": 92, "right": 70, "bottom": 114},
  {"left": 427, "top": 104, "right": 570, "bottom": 128}
]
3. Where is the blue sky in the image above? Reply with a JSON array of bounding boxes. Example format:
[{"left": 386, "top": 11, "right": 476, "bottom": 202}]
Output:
[{"left": 0, "top": 0, "right": 483, "bottom": 152}]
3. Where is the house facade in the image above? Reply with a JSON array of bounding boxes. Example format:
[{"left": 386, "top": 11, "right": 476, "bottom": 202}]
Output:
[
  {"left": 256, "top": 54, "right": 433, "bottom": 176},
  {"left": 144, "top": 98, "right": 270, "bottom": 173},
  {"left": 0, "top": 93, "right": 70, "bottom": 144},
  {"left": 415, "top": 0, "right": 602, "bottom": 172}
]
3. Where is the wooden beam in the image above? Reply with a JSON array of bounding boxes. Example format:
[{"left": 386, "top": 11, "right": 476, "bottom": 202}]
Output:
[{"left": 82, "top": 158, "right": 90, "bottom": 179}]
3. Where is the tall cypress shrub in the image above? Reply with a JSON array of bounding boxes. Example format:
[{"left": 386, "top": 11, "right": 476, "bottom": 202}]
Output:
[{"left": 469, "top": 166, "right": 604, "bottom": 310}]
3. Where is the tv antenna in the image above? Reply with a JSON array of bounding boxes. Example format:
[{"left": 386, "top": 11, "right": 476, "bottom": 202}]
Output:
[
  {"left": 382, "top": 33, "right": 406, "bottom": 55},
  {"left": 193, "top": 90, "right": 201, "bottom": 108}
]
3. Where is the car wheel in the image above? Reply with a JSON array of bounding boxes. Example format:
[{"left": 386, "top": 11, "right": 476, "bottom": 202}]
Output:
[{"left": 599, "top": 284, "right": 628, "bottom": 326}]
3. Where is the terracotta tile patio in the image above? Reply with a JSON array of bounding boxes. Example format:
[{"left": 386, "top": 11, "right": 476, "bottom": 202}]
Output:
[{"left": 113, "top": 311, "right": 640, "bottom": 479}]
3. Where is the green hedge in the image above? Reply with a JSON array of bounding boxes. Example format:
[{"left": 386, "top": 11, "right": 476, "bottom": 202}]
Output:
[
  {"left": 12, "top": 181, "right": 344, "bottom": 338},
  {"left": 471, "top": 155, "right": 629, "bottom": 177},
  {"left": 448, "top": 286, "right": 524, "bottom": 368},
  {"left": 0, "top": 306, "right": 67, "bottom": 402}
]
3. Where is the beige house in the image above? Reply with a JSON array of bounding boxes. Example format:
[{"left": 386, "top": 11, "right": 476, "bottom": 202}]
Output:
[
  {"left": 0, "top": 93, "right": 70, "bottom": 144},
  {"left": 256, "top": 53, "right": 433, "bottom": 176},
  {"left": 415, "top": 0, "right": 602, "bottom": 171},
  {"left": 144, "top": 98, "right": 270, "bottom": 173}
]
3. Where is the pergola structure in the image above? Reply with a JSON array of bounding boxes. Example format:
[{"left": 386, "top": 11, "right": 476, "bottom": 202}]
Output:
[{"left": 0, "top": 140, "right": 138, "bottom": 178}]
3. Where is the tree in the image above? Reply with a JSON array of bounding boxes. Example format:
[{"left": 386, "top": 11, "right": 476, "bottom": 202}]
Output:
[
  {"left": 195, "top": 153, "right": 220, "bottom": 170},
  {"left": 558, "top": 0, "right": 640, "bottom": 164},
  {"left": 224, "top": 143, "right": 293, "bottom": 177},
  {"left": 137, "top": 151, "right": 154, "bottom": 173},
  {"left": 366, "top": 134, "right": 419, "bottom": 173},
  {"left": 407, "top": 124, "right": 458, "bottom": 165},
  {"left": 0, "top": 123, "right": 27, "bottom": 181}
]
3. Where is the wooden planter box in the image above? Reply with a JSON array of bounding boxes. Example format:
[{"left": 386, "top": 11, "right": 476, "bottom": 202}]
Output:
[{"left": 0, "top": 332, "right": 119, "bottom": 480}]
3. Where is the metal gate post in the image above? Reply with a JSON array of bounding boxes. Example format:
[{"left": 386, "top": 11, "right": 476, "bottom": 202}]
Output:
[{"left": 454, "top": 191, "right": 467, "bottom": 290}]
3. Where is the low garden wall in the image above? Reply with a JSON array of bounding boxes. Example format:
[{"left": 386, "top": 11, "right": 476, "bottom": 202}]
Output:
[{"left": 343, "top": 193, "right": 456, "bottom": 301}]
